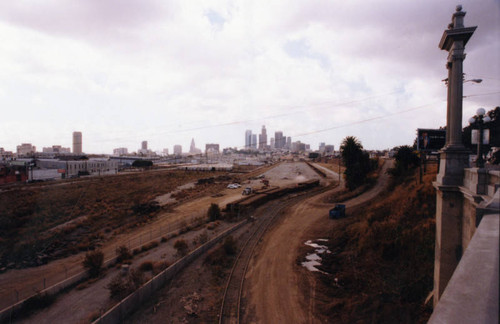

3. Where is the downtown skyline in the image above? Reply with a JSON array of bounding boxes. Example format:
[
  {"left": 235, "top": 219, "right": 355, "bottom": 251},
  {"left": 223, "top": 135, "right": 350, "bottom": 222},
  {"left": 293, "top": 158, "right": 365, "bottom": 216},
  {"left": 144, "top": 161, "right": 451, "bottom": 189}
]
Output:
[{"left": 0, "top": 0, "right": 499, "bottom": 154}]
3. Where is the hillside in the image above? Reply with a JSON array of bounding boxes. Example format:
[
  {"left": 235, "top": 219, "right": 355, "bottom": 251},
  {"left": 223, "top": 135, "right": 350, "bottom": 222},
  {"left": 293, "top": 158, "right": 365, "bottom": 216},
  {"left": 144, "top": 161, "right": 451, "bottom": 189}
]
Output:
[{"left": 315, "top": 164, "right": 437, "bottom": 323}]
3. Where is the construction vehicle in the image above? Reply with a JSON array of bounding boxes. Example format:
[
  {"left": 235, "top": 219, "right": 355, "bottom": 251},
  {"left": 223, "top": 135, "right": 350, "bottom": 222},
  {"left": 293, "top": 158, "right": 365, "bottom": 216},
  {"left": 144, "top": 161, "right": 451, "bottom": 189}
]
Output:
[{"left": 329, "top": 204, "right": 346, "bottom": 219}]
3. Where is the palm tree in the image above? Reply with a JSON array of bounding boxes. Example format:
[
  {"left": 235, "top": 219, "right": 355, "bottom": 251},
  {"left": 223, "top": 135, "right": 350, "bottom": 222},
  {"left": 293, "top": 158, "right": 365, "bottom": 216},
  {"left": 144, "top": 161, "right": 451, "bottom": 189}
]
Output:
[{"left": 340, "top": 136, "right": 370, "bottom": 190}]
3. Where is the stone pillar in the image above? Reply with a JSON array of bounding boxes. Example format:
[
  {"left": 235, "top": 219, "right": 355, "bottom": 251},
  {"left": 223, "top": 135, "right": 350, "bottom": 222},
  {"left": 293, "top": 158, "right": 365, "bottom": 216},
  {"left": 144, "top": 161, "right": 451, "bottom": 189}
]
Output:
[{"left": 433, "top": 5, "right": 477, "bottom": 306}]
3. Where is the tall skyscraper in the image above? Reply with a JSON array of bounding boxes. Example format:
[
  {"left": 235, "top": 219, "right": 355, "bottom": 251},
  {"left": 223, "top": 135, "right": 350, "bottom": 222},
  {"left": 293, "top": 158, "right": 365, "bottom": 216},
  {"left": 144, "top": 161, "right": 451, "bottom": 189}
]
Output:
[
  {"left": 286, "top": 137, "right": 292, "bottom": 149},
  {"left": 251, "top": 134, "right": 257, "bottom": 149},
  {"left": 72, "top": 131, "right": 82, "bottom": 154},
  {"left": 174, "top": 145, "right": 182, "bottom": 155},
  {"left": 190, "top": 138, "right": 196, "bottom": 154},
  {"left": 274, "top": 131, "right": 284, "bottom": 149},
  {"left": 141, "top": 141, "right": 148, "bottom": 150},
  {"left": 270, "top": 137, "right": 275, "bottom": 149},
  {"left": 245, "top": 130, "right": 252, "bottom": 148},
  {"left": 259, "top": 125, "right": 267, "bottom": 149}
]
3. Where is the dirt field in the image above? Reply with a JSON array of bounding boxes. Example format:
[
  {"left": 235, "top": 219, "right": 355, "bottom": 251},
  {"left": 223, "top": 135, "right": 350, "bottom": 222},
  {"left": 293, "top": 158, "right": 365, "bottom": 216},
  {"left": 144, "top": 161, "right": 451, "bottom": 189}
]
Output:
[
  {"left": 242, "top": 160, "right": 392, "bottom": 323},
  {"left": 111, "top": 162, "right": 330, "bottom": 323},
  {"left": 1, "top": 162, "right": 326, "bottom": 321}
]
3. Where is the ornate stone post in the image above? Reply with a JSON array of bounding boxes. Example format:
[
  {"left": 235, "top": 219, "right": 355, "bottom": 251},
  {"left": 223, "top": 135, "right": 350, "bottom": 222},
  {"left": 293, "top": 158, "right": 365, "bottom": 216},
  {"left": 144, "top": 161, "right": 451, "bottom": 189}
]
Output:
[{"left": 433, "top": 5, "right": 477, "bottom": 306}]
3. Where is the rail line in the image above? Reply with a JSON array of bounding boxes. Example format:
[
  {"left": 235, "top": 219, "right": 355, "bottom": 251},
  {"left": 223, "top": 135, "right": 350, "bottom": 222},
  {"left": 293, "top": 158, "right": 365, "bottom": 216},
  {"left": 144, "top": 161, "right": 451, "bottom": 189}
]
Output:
[{"left": 218, "top": 186, "right": 329, "bottom": 324}]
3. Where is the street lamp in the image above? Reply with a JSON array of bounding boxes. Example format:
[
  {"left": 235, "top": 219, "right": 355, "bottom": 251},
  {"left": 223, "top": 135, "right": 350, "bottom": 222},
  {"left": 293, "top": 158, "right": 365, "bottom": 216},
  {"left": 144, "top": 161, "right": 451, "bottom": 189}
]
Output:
[
  {"left": 463, "top": 78, "right": 482, "bottom": 83},
  {"left": 468, "top": 107, "right": 491, "bottom": 168}
]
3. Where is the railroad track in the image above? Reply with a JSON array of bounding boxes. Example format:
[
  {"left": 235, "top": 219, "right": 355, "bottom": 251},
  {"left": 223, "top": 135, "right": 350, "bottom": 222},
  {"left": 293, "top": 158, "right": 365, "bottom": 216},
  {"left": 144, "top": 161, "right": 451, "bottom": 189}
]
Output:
[{"left": 218, "top": 186, "right": 329, "bottom": 324}]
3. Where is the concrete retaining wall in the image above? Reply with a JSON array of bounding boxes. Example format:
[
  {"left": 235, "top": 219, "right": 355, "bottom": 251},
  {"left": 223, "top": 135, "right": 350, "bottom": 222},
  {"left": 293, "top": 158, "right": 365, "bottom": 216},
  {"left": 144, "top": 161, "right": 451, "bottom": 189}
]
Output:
[{"left": 93, "top": 220, "right": 247, "bottom": 324}]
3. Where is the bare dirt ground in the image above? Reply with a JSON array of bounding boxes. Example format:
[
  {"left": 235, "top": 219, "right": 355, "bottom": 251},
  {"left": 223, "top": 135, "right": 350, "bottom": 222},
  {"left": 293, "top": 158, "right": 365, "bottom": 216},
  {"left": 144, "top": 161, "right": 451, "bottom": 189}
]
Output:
[
  {"left": 18, "top": 221, "right": 234, "bottom": 324},
  {"left": 3, "top": 161, "right": 326, "bottom": 321},
  {"left": 243, "top": 160, "right": 392, "bottom": 323},
  {"left": 117, "top": 162, "right": 326, "bottom": 323}
]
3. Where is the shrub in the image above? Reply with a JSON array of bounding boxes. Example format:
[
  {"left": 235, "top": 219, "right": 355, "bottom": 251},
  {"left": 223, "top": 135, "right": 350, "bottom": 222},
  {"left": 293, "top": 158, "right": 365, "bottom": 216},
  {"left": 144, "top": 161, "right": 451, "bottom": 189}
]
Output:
[
  {"left": 207, "top": 203, "right": 221, "bottom": 222},
  {"left": 139, "top": 260, "right": 154, "bottom": 272},
  {"left": 152, "top": 261, "right": 170, "bottom": 275},
  {"left": 174, "top": 239, "right": 189, "bottom": 256},
  {"left": 106, "top": 269, "right": 145, "bottom": 300},
  {"left": 82, "top": 249, "right": 104, "bottom": 278},
  {"left": 115, "top": 245, "right": 132, "bottom": 263},
  {"left": 141, "top": 240, "right": 159, "bottom": 252}
]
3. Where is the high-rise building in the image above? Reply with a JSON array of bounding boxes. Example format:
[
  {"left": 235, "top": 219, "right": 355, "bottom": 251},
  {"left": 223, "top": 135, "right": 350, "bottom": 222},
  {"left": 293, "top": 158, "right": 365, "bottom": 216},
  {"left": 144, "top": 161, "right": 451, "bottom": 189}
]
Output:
[
  {"left": 189, "top": 138, "right": 201, "bottom": 154},
  {"left": 259, "top": 125, "right": 267, "bottom": 149},
  {"left": 274, "top": 131, "right": 284, "bottom": 149},
  {"left": 286, "top": 137, "right": 292, "bottom": 150},
  {"left": 251, "top": 134, "right": 257, "bottom": 149},
  {"left": 174, "top": 145, "right": 182, "bottom": 155},
  {"left": 270, "top": 137, "right": 275, "bottom": 149},
  {"left": 72, "top": 132, "right": 82, "bottom": 154},
  {"left": 141, "top": 141, "right": 148, "bottom": 150},
  {"left": 319, "top": 142, "right": 326, "bottom": 153},
  {"left": 245, "top": 130, "right": 252, "bottom": 148}
]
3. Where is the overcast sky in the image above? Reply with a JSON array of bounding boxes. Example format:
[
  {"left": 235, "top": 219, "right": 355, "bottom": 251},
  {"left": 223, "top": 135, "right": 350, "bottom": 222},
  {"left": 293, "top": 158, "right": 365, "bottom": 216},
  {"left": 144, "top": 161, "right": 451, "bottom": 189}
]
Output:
[{"left": 0, "top": 0, "right": 499, "bottom": 154}]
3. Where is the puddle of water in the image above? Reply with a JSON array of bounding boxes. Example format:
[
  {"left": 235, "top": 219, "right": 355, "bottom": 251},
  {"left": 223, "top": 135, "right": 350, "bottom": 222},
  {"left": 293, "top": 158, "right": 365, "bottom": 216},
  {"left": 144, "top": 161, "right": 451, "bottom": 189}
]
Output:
[
  {"left": 302, "top": 260, "right": 323, "bottom": 272},
  {"left": 302, "top": 239, "right": 331, "bottom": 273}
]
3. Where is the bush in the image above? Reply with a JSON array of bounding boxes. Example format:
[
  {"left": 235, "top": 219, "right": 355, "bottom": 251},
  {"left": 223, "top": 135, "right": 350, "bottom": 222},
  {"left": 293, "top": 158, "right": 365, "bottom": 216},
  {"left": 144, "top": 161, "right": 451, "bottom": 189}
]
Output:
[
  {"left": 106, "top": 269, "right": 145, "bottom": 300},
  {"left": 152, "top": 261, "right": 170, "bottom": 275},
  {"left": 115, "top": 245, "right": 132, "bottom": 263},
  {"left": 82, "top": 250, "right": 104, "bottom": 278},
  {"left": 141, "top": 240, "right": 159, "bottom": 252},
  {"left": 139, "top": 260, "right": 153, "bottom": 272},
  {"left": 207, "top": 203, "right": 221, "bottom": 222},
  {"left": 174, "top": 239, "right": 189, "bottom": 256}
]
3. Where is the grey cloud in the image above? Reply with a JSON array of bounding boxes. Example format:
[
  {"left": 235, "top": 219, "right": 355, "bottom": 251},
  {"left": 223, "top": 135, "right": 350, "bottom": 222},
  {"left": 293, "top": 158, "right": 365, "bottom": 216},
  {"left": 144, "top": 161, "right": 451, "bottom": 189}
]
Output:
[{"left": 0, "top": 1, "right": 173, "bottom": 44}]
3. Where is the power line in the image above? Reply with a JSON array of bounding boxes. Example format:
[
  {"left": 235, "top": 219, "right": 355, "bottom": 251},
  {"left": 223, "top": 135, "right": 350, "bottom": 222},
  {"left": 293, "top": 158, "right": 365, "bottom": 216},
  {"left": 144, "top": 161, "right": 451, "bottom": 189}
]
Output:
[
  {"left": 463, "top": 91, "right": 500, "bottom": 98},
  {"left": 291, "top": 101, "right": 441, "bottom": 138}
]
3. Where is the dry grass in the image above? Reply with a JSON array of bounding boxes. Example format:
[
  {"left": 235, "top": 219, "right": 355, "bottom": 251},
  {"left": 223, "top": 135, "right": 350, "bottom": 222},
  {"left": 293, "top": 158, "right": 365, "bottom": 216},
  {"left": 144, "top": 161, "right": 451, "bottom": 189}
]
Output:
[
  {"left": 315, "top": 164, "right": 437, "bottom": 323},
  {"left": 0, "top": 170, "right": 226, "bottom": 268}
]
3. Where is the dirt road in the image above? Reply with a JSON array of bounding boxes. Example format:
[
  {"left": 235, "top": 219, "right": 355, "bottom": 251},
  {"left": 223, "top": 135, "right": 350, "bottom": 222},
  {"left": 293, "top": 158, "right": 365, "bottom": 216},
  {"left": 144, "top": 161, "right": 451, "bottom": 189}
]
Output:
[{"left": 244, "top": 160, "right": 392, "bottom": 323}]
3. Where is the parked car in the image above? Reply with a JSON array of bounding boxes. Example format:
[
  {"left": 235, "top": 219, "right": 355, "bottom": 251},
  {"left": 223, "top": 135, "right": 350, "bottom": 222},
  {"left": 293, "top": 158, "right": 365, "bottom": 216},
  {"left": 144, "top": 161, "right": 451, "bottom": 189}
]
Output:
[
  {"left": 329, "top": 204, "right": 346, "bottom": 219},
  {"left": 227, "top": 183, "right": 241, "bottom": 189}
]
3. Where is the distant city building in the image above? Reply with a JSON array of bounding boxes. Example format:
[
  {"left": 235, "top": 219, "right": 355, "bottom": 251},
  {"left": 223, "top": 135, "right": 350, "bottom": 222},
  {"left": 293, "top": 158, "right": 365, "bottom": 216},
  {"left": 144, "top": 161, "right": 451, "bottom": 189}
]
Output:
[
  {"left": 173, "top": 145, "right": 182, "bottom": 155},
  {"left": 189, "top": 138, "right": 202, "bottom": 154},
  {"left": 270, "top": 137, "right": 275, "bottom": 149},
  {"left": 72, "top": 131, "right": 82, "bottom": 154},
  {"left": 325, "top": 145, "right": 334, "bottom": 154},
  {"left": 245, "top": 130, "right": 252, "bottom": 148},
  {"left": 291, "top": 141, "right": 306, "bottom": 152},
  {"left": 205, "top": 144, "right": 220, "bottom": 154},
  {"left": 274, "top": 131, "right": 284, "bottom": 149},
  {"left": 259, "top": 125, "right": 267, "bottom": 149},
  {"left": 16, "top": 143, "right": 36, "bottom": 156},
  {"left": 42, "top": 145, "right": 71, "bottom": 154},
  {"left": 113, "top": 147, "right": 128, "bottom": 156},
  {"left": 319, "top": 142, "right": 326, "bottom": 153},
  {"left": 286, "top": 137, "right": 292, "bottom": 150},
  {"left": 251, "top": 134, "right": 257, "bottom": 149},
  {"left": 162, "top": 148, "right": 169, "bottom": 155},
  {"left": 138, "top": 140, "right": 150, "bottom": 155},
  {"left": 0, "top": 148, "right": 13, "bottom": 160}
]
